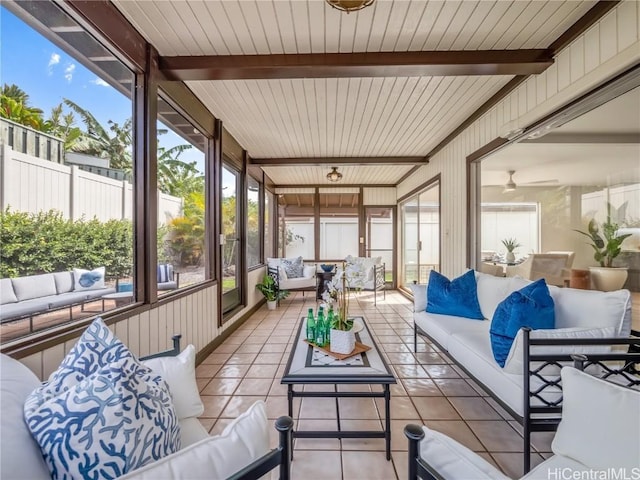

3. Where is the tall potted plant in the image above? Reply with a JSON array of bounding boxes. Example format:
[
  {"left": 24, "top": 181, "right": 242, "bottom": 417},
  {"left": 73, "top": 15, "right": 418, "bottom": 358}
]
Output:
[
  {"left": 501, "top": 237, "right": 521, "bottom": 264},
  {"left": 255, "top": 274, "right": 289, "bottom": 310},
  {"left": 574, "top": 202, "right": 631, "bottom": 291}
]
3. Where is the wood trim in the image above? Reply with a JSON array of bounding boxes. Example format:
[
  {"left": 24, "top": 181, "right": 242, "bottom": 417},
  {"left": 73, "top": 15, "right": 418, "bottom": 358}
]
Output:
[
  {"left": 466, "top": 137, "right": 509, "bottom": 164},
  {"left": 270, "top": 183, "right": 394, "bottom": 189},
  {"left": 213, "top": 119, "right": 223, "bottom": 327},
  {"left": 396, "top": 165, "right": 424, "bottom": 186},
  {"left": 358, "top": 187, "right": 365, "bottom": 257},
  {"left": 397, "top": 173, "right": 441, "bottom": 204},
  {"left": 158, "top": 81, "right": 215, "bottom": 137},
  {"left": 160, "top": 50, "right": 553, "bottom": 81},
  {"left": 314, "top": 188, "right": 320, "bottom": 260},
  {"left": 250, "top": 157, "right": 428, "bottom": 166},
  {"left": 222, "top": 128, "right": 244, "bottom": 170}
]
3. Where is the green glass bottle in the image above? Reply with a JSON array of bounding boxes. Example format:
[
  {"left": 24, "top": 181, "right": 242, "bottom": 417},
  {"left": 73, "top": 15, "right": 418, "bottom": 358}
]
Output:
[
  {"left": 306, "top": 308, "right": 315, "bottom": 342},
  {"left": 326, "top": 306, "right": 335, "bottom": 340},
  {"left": 315, "top": 307, "right": 326, "bottom": 346}
]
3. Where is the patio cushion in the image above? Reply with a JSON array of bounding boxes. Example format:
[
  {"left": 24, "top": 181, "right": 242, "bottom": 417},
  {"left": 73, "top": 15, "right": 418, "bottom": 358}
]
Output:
[
  {"left": 53, "top": 271, "right": 74, "bottom": 294},
  {"left": 157, "top": 264, "right": 174, "bottom": 283},
  {"left": 0, "top": 278, "right": 18, "bottom": 305},
  {"left": 475, "top": 272, "right": 530, "bottom": 320},
  {"left": 178, "top": 417, "right": 210, "bottom": 449},
  {"left": 427, "top": 270, "right": 483, "bottom": 320},
  {"left": 552, "top": 368, "right": 640, "bottom": 471},
  {"left": 409, "top": 283, "right": 427, "bottom": 312},
  {"left": 282, "top": 256, "right": 303, "bottom": 278},
  {"left": 73, "top": 266, "right": 106, "bottom": 291},
  {"left": 11, "top": 273, "right": 57, "bottom": 302},
  {"left": 414, "top": 311, "right": 488, "bottom": 351}
]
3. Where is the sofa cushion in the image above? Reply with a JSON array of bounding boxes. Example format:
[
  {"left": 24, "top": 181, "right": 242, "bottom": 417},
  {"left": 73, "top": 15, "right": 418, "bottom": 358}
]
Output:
[
  {"left": 73, "top": 266, "right": 106, "bottom": 291},
  {"left": 25, "top": 357, "right": 181, "bottom": 480},
  {"left": 53, "top": 271, "right": 74, "bottom": 294},
  {"left": 548, "top": 287, "right": 631, "bottom": 336},
  {"left": 119, "top": 401, "right": 270, "bottom": 480},
  {"left": 178, "top": 417, "right": 210, "bottom": 449},
  {"left": 0, "top": 354, "right": 50, "bottom": 480},
  {"left": 409, "top": 283, "right": 427, "bottom": 312},
  {"left": 281, "top": 256, "right": 303, "bottom": 278},
  {"left": 11, "top": 273, "right": 57, "bottom": 302},
  {"left": 503, "top": 326, "right": 616, "bottom": 375},
  {"left": 142, "top": 344, "right": 204, "bottom": 420},
  {"left": 475, "top": 272, "right": 531, "bottom": 320},
  {"left": 521, "top": 453, "right": 589, "bottom": 480},
  {"left": 419, "top": 425, "right": 510, "bottom": 480},
  {"left": 414, "top": 311, "right": 489, "bottom": 351},
  {"left": 0, "top": 278, "right": 18, "bottom": 304},
  {"left": 427, "top": 270, "right": 483, "bottom": 320},
  {"left": 552, "top": 368, "right": 640, "bottom": 471},
  {"left": 157, "top": 264, "right": 174, "bottom": 283},
  {"left": 490, "top": 279, "right": 555, "bottom": 368}
]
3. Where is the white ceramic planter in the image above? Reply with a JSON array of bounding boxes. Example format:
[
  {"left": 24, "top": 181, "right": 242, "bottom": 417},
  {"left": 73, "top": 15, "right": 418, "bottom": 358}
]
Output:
[
  {"left": 506, "top": 251, "right": 516, "bottom": 263},
  {"left": 266, "top": 300, "right": 277, "bottom": 310},
  {"left": 329, "top": 328, "right": 356, "bottom": 355},
  {"left": 589, "top": 267, "right": 628, "bottom": 292}
]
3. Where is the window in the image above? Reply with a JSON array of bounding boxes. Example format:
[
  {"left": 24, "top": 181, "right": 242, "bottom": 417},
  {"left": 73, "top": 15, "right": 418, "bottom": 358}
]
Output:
[
  {"left": 156, "top": 96, "right": 207, "bottom": 295},
  {"left": 400, "top": 179, "right": 440, "bottom": 287},
  {"left": 277, "top": 193, "right": 315, "bottom": 259},
  {"left": 247, "top": 177, "right": 260, "bottom": 268},
  {"left": 264, "top": 189, "right": 275, "bottom": 259},
  {"left": 319, "top": 192, "right": 359, "bottom": 260},
  {"left": 222, "top": 163, "right": 241, "bottom": 313},
  {"left": 366, "top": 207, "right": 394, "bottom": 284},
  {"left": 0, "top": 4, "right": 135, "bottom": 342}
]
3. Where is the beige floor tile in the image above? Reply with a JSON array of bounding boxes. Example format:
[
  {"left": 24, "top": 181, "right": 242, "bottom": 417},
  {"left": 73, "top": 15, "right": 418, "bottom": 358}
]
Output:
[
  {"left": 433, "top": 378, "right": 478, "bottom": 397},
  {"left": 467, "top": 420, "right": 524, "bottom": 452},
  {"left": 268, "top": 335, "right": 292, "bottom": 344},
  {"left": 342, "top": 451, "right": 398, "bottom": 479},
  {"left": 199, "top": 417, "right": 216, "bottom": 433},
  {"left": 381, "top": 343, "right": 411, "bottom": 353},
  {"left": 401, "top": 378, "right": 442, "bottom": 396},
  {"left": 422, "top": 364, "right": 461, "bottom": 378},
  {"left": 415, "top": 352, "right": 448, "bottom": 364},
  {"left": 200, "top": 377, "right": 242, "bottom": 396},
  {"left": 201, "top": 352, "right": 232, "bottom": 364},
  {"left": 376, "top": 396, "right": 421, "bottom": 420},
  {"left": 234, "top": 343, "right": 263, "bottom": 353},
  {"left": 213, "top": 343, "right": 239, "bottom": 354},
  {"left": 337, "top": 397, "right": 380, "bottom": 419},
  {"left": 448, "top": 397, "right": 504, "bottom": 420},
  {"left": 269, "top": 378, "right": 289, "bottom": 396},
  {"left": 290, "top": 450, "right": 342, "bottom": 479},
  {"left": 393, "top": 364, "right": 429, "bottom": 379},
  {"left": 209, "top": 417, "right": 233, "bottom": 436},
  {"left": 294, "top": 419, "right": 340, "bottom": 450},
  {"left": 491, "top": 452, "right": 545, "bottom": 479},
  {"left": 390, "top": 420, "right": 412, "bottom": 451},
  {"left": 391, "top": 451, "right": 409, "bottom": 480},
  {"left": 235, "top": 377, "right": 274, "bottom": 396},
  {"left": 220, "top": 395, "right": 266, "bottom": 418},
  {"left": 226, "top": 352, "right": 258, "bottom": 364},
  {"left": 254, "top": 352, "right": 284, "bottom": 364},
  {"left": 244, "top": 335, "right": 270, "bottom": 344},
  {"left": 265, "top": 395, "right": 299, "bottom": 419},
  {"left": 245, "top": 363, "right": 279, "bottom": 378},
  {"left": 195, "top": 363, "right": 222, "bottom": 378},
  {"left": 261, "top": 343, "right": 287, "bottom": 353},
  {"left": 196, "top": 378, "right": 211, "bottom": 392},
  {"left": 386, "top": 352, "right": 419, "bottom": 365},
  {"left": 340, "top": 419, "right": 385, "bottom": 450},
  {"left": 412, "top": 397, "right": 461, "bottom": 421},
  {"left": 214, "top": 364, "right": 251, "bottom": 378},
  {"left": 200, "top": 395, "right": 231, "bottom": 418},
  {"left": 299, "top": 397, "right": 338, "bottom": 419},
  {"left": 425, "top": 420, "right": 485, "bottom": 452}
]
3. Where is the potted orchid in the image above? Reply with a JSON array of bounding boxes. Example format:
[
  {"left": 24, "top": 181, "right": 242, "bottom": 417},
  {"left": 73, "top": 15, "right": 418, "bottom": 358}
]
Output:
[{"left": 322, "top": 260, "right": 366, "bottom": 354}]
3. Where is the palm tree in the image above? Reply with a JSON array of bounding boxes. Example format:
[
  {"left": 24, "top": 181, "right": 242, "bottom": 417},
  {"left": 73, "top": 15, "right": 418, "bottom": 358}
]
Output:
[
  {"left": 42, "top": 104, "right": 82, "bottom": 149},
  {"left": 0, "top": 84, "right": 44, "bottom": 129},
  {"left": 157, "top": 144, "right": 203, "bottom": 198},
  {"left": 63, "top": 98, "right": 133, "bottom": 171},
  {"left": 1, "top": 84, "right": 31, "bottom": 106}
]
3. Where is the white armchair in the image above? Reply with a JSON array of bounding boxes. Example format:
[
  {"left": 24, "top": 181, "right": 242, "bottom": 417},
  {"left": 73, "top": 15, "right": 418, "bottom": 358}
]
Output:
[
  {"left": 405, "top": 367, "right": 640, "bottom": 479},
  {"left": 505, "top": 253, "right": 573, "bottom": 287},
  {"left": 266, "top": 257, "right": 316, "bottom": 295},
  {"left": 343, "top": 255, "right": 386, "bottom": 305}
]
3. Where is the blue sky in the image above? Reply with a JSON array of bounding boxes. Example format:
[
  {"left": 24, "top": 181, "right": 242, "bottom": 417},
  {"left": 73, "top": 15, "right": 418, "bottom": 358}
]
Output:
[{"left": 1, "top": 6, "right": 204, "bottom": 170}]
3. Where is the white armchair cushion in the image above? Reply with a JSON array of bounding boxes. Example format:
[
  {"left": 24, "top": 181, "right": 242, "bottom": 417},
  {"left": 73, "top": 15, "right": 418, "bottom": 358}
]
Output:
[
  {"left": 551, "top": 368, "right": 640, "bottom": 471},
  {"left": 142, "top": 344, "right": 204, "bottom": 420},
  {"left": 121, "top": 401, "right": 271, "bottom": 480},
  {"left": 409, "top": 283, "right": 427, "bottom": 312},
  {"left": 419, "top": 425, "right": 510, "bottom": 480},
  {"left": 303, "top": 264, "right": 316, "bottom": 278}
]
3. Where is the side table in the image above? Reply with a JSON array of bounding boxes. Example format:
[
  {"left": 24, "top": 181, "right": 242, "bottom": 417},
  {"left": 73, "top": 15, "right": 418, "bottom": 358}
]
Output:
[{"left": 316, "top": 270, "right": 335, "bottom": 300}]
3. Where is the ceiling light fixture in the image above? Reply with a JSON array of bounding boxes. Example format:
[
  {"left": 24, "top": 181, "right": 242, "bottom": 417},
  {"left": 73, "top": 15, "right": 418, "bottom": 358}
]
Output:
[
  {"left": 504, "top": 170, "right": 517, "bottom": 192},
  {"left": 326, "top": 167, "right": 343, "bottom": 182},
  {"left": 326, "top": 0, "right": 374, "bottom": 13}
]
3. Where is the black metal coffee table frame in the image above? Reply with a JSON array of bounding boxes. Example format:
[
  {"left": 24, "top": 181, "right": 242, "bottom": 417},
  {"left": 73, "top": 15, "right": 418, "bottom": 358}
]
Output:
[{"left": 281, "top": 316, "right": 396, "bottom": 460}]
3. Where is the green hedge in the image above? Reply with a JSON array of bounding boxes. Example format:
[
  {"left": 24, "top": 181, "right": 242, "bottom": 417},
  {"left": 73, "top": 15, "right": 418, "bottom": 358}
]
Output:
[{"left": 0, "top": 209, "right": 132, "bottom": 279}]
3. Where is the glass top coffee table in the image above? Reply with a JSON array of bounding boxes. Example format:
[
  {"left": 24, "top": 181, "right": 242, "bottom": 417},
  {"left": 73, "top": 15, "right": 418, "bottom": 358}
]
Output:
[{"left": 281, "top": 315, "right": 396, "bottom": 459}]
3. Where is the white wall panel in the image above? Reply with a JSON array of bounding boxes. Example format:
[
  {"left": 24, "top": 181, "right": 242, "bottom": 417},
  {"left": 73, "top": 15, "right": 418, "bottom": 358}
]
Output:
[
  {"left": 397, "top": 1, "right": 640, "bottom": 279},
  {"left": 363, "top": 187, "right": 396, "bottom": 205}
]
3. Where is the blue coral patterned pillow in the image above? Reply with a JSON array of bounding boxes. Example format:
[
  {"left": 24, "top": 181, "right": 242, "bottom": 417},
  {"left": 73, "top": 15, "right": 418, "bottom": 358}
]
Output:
[
  {"left": 281, "top": 256, "right": 303, "bottom": 278},
  {"left": 24, "top": 318, "right": 181, "bottom": 479},
  {"left": 25, "top": 358, "right": 180, "bottom": 479}
]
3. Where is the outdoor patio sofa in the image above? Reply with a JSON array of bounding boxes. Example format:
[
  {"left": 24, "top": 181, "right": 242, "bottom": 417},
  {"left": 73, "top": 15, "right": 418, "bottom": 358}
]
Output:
[
  {"left": 0, "top": 326, "right": 293, "bottom": 480},
  {"left": 0, "top": 270, "right": 115, "bottom": 325},
  {"left": 411, "top": 271, "right": 639, "bottom": 471}
]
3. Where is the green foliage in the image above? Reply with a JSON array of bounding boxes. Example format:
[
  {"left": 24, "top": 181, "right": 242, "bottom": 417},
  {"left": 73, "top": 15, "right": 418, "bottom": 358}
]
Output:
[
  {"left": 501, "top": 237, "right": 521, "bottom": 252},
  {"left": 163, "top": 191, "right": 205, "bottom": 267},
  {"left": 0, "top": 208, "right": 132, "bottom": 279},
  {"left": 574, "top": 202, "right": 631, "bottom": 268},
  {"left": 255, "top": 274, "right": 289, "bottom": 302}
]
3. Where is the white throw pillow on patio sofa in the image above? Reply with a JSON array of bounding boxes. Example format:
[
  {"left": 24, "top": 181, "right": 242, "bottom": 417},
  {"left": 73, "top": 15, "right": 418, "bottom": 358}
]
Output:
[{"left": 120, "top": 400, "right": 271, "bottom": 480}]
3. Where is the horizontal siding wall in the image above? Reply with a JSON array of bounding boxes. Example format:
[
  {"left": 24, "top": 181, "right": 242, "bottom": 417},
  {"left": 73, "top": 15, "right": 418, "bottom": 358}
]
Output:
[
  {"left": 363, "top": 187, "right": 397, "bottom": 205},
  {"left": 397, "top": 1, "right": 640, "bottom": 279}
]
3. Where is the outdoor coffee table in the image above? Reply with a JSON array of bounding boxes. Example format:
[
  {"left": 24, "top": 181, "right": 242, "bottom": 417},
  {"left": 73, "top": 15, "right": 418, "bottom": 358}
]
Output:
[{"left": 281, "top": 316, "right": 396, "bottom": 460}]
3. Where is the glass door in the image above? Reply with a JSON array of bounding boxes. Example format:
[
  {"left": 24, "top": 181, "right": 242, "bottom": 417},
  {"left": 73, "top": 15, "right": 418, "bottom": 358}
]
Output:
[
  {"left": 365, "top": 207, "right": 394, "bottom": 286},
  {"left": 222, "top": 164, "right": 241, "bottom": 313}
]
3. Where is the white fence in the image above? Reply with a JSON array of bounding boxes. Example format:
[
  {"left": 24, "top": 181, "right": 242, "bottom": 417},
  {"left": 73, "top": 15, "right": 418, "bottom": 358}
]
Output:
[{"left": 0, "top": 145, "right": 182, "bottom": 223}]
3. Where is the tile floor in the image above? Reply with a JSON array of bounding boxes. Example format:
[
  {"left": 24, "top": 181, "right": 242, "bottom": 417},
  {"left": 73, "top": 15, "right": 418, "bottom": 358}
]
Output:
[{"left": 196, "top": 290, "right": 554, "bottom": 480}]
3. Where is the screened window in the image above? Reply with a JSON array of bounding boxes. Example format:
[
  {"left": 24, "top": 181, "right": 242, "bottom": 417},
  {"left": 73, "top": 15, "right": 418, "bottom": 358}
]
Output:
[{"left": 247, "top": 177, "right": 260, "bottom": 267}]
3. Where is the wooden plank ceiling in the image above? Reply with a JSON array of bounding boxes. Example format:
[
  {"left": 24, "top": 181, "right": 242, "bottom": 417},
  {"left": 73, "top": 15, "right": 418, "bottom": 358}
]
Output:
[{"left": 113, "top": 0, "right": 598, "bottom": 185}]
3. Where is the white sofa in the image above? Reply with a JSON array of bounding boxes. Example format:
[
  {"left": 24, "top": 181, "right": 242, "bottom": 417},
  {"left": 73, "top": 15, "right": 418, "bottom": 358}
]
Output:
[
  {"left": 405, "top": 367, "right": 640, "bottom": 479},
  {"left": 0, "top": 341, "right": 292, "bottom": 480},
  {"left": 267, "top": 257, "right": 316, "bottom": 293},
  {"left": 411, "top": 271, "right": 634, "bottom": 469}
]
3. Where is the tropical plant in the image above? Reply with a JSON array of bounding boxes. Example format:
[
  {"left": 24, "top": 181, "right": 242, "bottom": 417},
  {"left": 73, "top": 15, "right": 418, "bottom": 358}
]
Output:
[
  {"left": 0, "top": 94, "right": 44, "bottom": 129},
  {"left": 157, "top": 145, "right": 200, "bottom": 197},
  {"left": 42, "top": 103, "right": 82, "bottom": 149},
  {"left": 165, "top": 191, "right": 205, "bottom": 267},
  {"left": 255, "top": 274, "right": 289, "bottom": 302},
  {"left": 501, "top": 237, "right": 521, "bottom": 253},
  {"left": 574, "top": 202, "right": 631, "bottom": 267}
]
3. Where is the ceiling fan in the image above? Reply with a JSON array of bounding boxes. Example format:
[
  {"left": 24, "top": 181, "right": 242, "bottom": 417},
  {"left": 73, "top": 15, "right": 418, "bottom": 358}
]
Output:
[{"left": 501, "top": 170, "right": 559, "bottom": 192}]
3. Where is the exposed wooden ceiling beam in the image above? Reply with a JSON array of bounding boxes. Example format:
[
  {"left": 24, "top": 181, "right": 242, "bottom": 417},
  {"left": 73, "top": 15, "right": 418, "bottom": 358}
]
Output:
[
  {"left": 160, "top": 50, "right": 553, "bottom": 81},
  {"left": 250, "top": 156, "right": 428, "bottom": 166}
]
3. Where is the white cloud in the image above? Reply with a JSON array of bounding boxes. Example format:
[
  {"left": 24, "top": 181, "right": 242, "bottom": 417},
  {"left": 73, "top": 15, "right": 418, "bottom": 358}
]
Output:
[
  {"left": 64, "top": 63, "right": 76, "bottom": 82},
  {"left": 91, "top": 78, "right": 110, "bottom": 87},
  {"left": 47, "top": 53, "right": 60, "bottom": 74}
]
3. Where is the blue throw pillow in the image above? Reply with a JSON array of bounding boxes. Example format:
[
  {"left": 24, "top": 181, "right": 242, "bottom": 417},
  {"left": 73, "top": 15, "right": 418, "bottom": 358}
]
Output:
[
  {"left": 490, "top": 278, "right": 556, "bottom": 367},
  {"left": 426, "top": 270, "right": 484, "bottom": 320}
]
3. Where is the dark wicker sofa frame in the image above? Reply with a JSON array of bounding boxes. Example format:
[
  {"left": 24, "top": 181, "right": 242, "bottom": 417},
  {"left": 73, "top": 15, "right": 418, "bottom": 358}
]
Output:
[
  {"left": 413, "top": 324, "right": 640, "bottom": 474},
  {"left": 141, "top": 335, "right": 293, "bottom": 480}
]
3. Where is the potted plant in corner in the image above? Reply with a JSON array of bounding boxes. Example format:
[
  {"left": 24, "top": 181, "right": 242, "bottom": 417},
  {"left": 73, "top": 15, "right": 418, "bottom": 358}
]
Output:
[
  {"left": 501, "top": 237, "right": 521, "bottom": 264},
  {"left": 574, "top": 202, "right": 631, "bottom": 291},
  {"left": 256, "top": 274, "right": 289, "bottom": 310}
]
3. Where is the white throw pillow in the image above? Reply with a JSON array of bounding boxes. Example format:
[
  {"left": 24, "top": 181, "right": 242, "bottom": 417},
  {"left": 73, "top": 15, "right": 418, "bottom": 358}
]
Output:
[
  {"left": 119, "top": 401, "right": 271, "bottom": 480},
  {"left": 552, "top": 368, "right": 640, "bottom": 471},
  {"left": 419, "top": 426, "right": 510, "bottom": 480},
  {"left": 142, "top": 344, "right": 204, "bottom": 420},
  {"left": 73, "top": 266, "right": 106, "bottom": 291},
  {"left": 409, "top": 283, "right": 427, "bottom": 312},
  {"left": 503, "top": 326, "right": 616, "bottom": 374},
  {"left": 0, "top": 354, "right": 50, "bottom": 480}
]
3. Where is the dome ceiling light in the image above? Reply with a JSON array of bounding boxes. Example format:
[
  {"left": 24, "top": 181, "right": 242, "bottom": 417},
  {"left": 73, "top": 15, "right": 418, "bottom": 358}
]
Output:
[
  {"left": 326, "top": 0, "right": 374, "bottom": 14},
  {"left": 326, "top": 167, "right": 343, "bottom": 182}
]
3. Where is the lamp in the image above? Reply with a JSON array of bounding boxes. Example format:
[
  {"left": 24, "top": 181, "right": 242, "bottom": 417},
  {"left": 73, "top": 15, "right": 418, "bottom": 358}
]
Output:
[
  {"left": 326, "top": 0, "right": 374, "bottom": 13},
  {"left": 326, "top": 167, "right": 343, "bottom": 182},
  {"left": 504, "top": 170, "right": 517, "bottom": 192}
]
